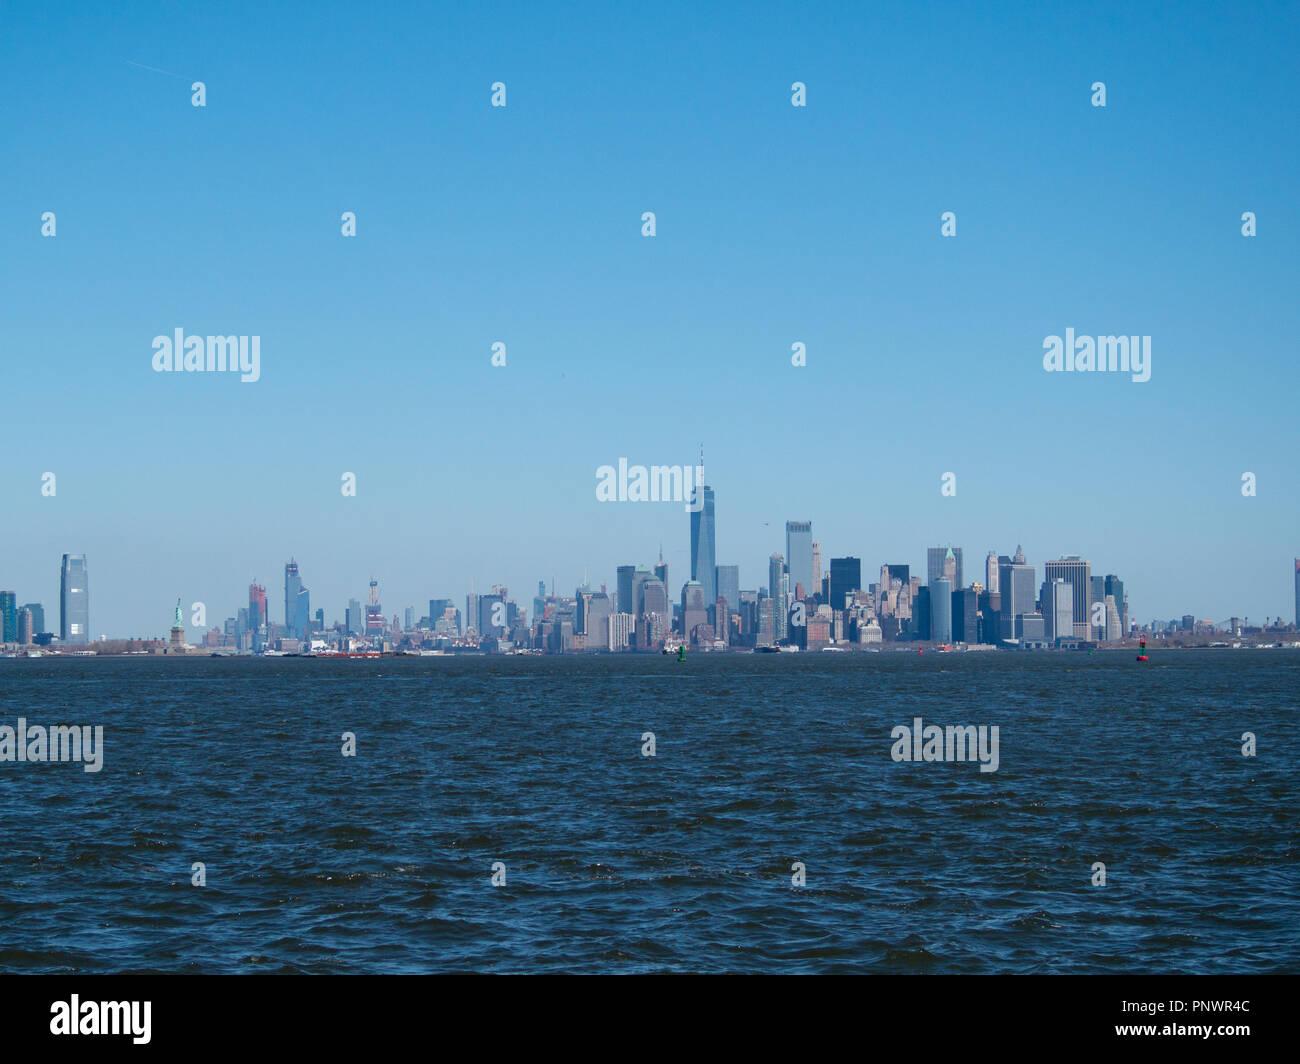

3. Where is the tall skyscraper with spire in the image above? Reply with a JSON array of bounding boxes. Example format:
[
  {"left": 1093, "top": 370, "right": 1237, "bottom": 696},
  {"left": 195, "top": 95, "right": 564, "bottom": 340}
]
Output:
[{"left": 689, "top": 445, "right": 717, "bottom": 609}]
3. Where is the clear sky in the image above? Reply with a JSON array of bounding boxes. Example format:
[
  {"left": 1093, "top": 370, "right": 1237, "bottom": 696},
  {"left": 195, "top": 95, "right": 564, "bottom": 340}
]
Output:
[{"left": 2, "top": 0, "right": 1297, "bottom": 637}]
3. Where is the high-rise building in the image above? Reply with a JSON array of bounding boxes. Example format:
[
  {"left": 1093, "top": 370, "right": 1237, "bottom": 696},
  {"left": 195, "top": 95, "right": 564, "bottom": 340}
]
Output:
[
  {"left": 829, "top": 558, "right": 862, "bottom": 611},
  {"left": 295, "top": 588, "right": 311, "bottom": 640},
  {"left": 985, "top": 551, "right": 999, "bottom": 595},
  {"left": 927, "top": 547, "right": 963, "bottom": 590},
  {"left": 630, "top": 568, "right": 654, "bottom": 618},
  {"left": 952, "top": 587, "right": 979, "bottom": 643},
  {"left": 768, "top": 554, "right": 787, "bottom": 640},
  {"left": 366, "top": 578, "right": 384, "bottom": 640},
  {"left": 18, "top": 607, "right": 34, "bottom": 645},
  {"left": 756, "top": 592, "right": 774, "bottom": 647},
  {"left": 681, "top": 581, "right": 707, "bottom": 643},
  {"left": 1104, "top": 595, "right": 1122, "bottom": 641},
  {"left": 21, "top": 603, "right": 45, "bottom": 637},
  {"left": 1090, "top": 576, "right": 1106, "bottom": 638},
  {"left": 585, "top": 593, "right": 612, "bottom": 648},
  {"left": 616, "top": 565, "right": 636, "bottom": 618},
  {"left": 284, "top": 560, "right": 303, "bottom": 638},
  {"left": 689, "top": 474, "right": 717, "bottom": 610},
  {"left": 249, "top": 583, "right": 267, "bottom": 630},
  {"left": 1044, "top": 556, "right": 1092, "bottom": 639},
  {"left": 915, "top": 585, "right": 931, "bottom": 640},
  {"left": 60, "top": 554, "right": 89, "bottom": 645},
  {"left": 427, "top": 598, "right": 453, "bottom": 634},
  {"left": 1104, "top": 575, "right": 1127, "bottom": 636},
  {"left": 811, "top": 542, "right": 823, "bottom": 600},
  {"left": 478, "top": 593, "right": 506, "bottom": 637},
  {"left": 0, "top": 591, "right": 16, "bottom": 643},
  {"left": 715, "top": 564, "right": 740, "bottom": 624},
  {"left": 653, "top": 550, "right": 669, "bottom": 602},
  {"left": 785, "top": 521, "right": 813, "bottom": 598},
  {"left": 641, "top": 578, "right": 667, "bottom": 628},
  {"left": 346, "top": 598, "right": 362, "bottom": 635},
  {"left": 1042, "top": 579, "right": 1074, "bottom": 643},
  {"left": 998, "top": 547, "right": 1035, "bottom": 640},
  {"left": 609, "top": 612, "right": 633, "bottom": 651},
  {"left": 930, "top": 578, "right": 953, "bottom": 642}
]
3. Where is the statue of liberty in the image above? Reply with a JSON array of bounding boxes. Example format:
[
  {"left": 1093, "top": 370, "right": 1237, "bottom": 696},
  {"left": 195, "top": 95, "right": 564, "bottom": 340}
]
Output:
[{"left": 173, "top": 598, "right": 184, "bottom": 628}]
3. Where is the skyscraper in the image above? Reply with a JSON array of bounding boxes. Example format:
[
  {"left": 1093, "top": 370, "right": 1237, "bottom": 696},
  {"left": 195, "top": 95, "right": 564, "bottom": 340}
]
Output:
[
  {"left": 585, "top": 592, "right": 612, "bottom": 648},
  {"left": 616, "top": 565, "right": 636, "bottom": 617},
  {"left": 785, "top": 521, "right": 813, "bottom": 598},
  {"left": 715, "top": 564, "right": 740, "bottom": 624},
  {"left": 1044, "top": 556, "right": 1092, "bottom": 639},
  {"left": 60, "top": 554, "right": 89, "bottom": 645},
  {"left": 1104, "top": 575, "right": 1127, "bottom": 636},
  {"left": 295, "top": 587, "right": 311, "bottom": 639},
  {"left": 366, "top": 578, "right": 384, "bottom": 640},
  {"left": 927, "top": 547, "right": 963, "bottom": 589},
  {"left": 829, "top": 557, "right": 862, "bottom": 611},
  {"left": 985, "top": 551, "right": 999, "bottom": 595},
  {"left": 768, "top": 554, "right": 787, "bottom": 640},
  {"left": 952, "top": 587, "right": 979, "bottom": 643},
  {"left": 0, "top": 591, "right": 16, "bottom": 643},
  {"left": 641, "top": 578, "right": 668, "bottom": 627},
  {"left": 653, "top": 549, "right": 669, "bottom": 603},
  {"left": 689, "top": 472, "right": 717, "bottom": 610},
  {"left": 1042, "top": 578, "right": 1074, "bottom": 643},
  {"left": 681, "top": 581, "right": 707, "bottom": 643},
  {"left": 998, "top": 547, "right": 1035, "bottom": 640},
  {"left": 21, "top": 603, "right": 45, "bottom": 637},
  {"left": 930, "top": 578, "right": 953, "bottom": 642},
  {"left": 285, "top": 560, "right": 303, "bottom": 638},
  {"left": 631, "top": 568, "right": 653, "bottom": 618},
  {"left": 249, "top": 583, "right": 267, "bottom": 629}
]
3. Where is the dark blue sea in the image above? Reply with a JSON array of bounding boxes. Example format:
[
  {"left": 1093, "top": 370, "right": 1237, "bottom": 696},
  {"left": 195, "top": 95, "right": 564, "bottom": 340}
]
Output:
[{"left": 0, "top": 651, "right": 1296, "bottom": 973}]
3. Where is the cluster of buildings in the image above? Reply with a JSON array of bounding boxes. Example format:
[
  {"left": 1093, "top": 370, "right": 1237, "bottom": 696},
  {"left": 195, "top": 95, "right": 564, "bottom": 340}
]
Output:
[
  {"left": 0, "top": 554, "right": 88, "bottom": 650},
  {"left": 3, "top": 505, "right": 1299, "bottom": 654}
]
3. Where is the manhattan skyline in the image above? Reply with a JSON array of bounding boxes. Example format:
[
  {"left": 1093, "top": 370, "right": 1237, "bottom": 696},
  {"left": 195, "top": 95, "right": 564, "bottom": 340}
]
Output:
[{"left": 2, "top": 1, "right": 1296, "bottom": 636}]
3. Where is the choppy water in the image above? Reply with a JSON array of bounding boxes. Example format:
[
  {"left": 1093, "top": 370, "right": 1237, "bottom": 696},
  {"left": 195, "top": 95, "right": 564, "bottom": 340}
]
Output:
[{"left": 0, "top": 651, "right": 1296, "bottom": 973}]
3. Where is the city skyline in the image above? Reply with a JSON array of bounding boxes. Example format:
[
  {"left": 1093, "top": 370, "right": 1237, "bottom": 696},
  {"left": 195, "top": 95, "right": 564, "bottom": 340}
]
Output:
[
  {"left": 2, "top": 3, "right": 1297, "bottom": 637},
  {"left": 5, "top": 518, "right": 1298, "bottom": 643}
]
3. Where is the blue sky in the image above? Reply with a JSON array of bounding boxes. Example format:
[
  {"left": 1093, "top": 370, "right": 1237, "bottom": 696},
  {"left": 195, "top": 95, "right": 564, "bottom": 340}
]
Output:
[{"left": 2, "top": 0, "right": 1297, "bottom": 636}]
